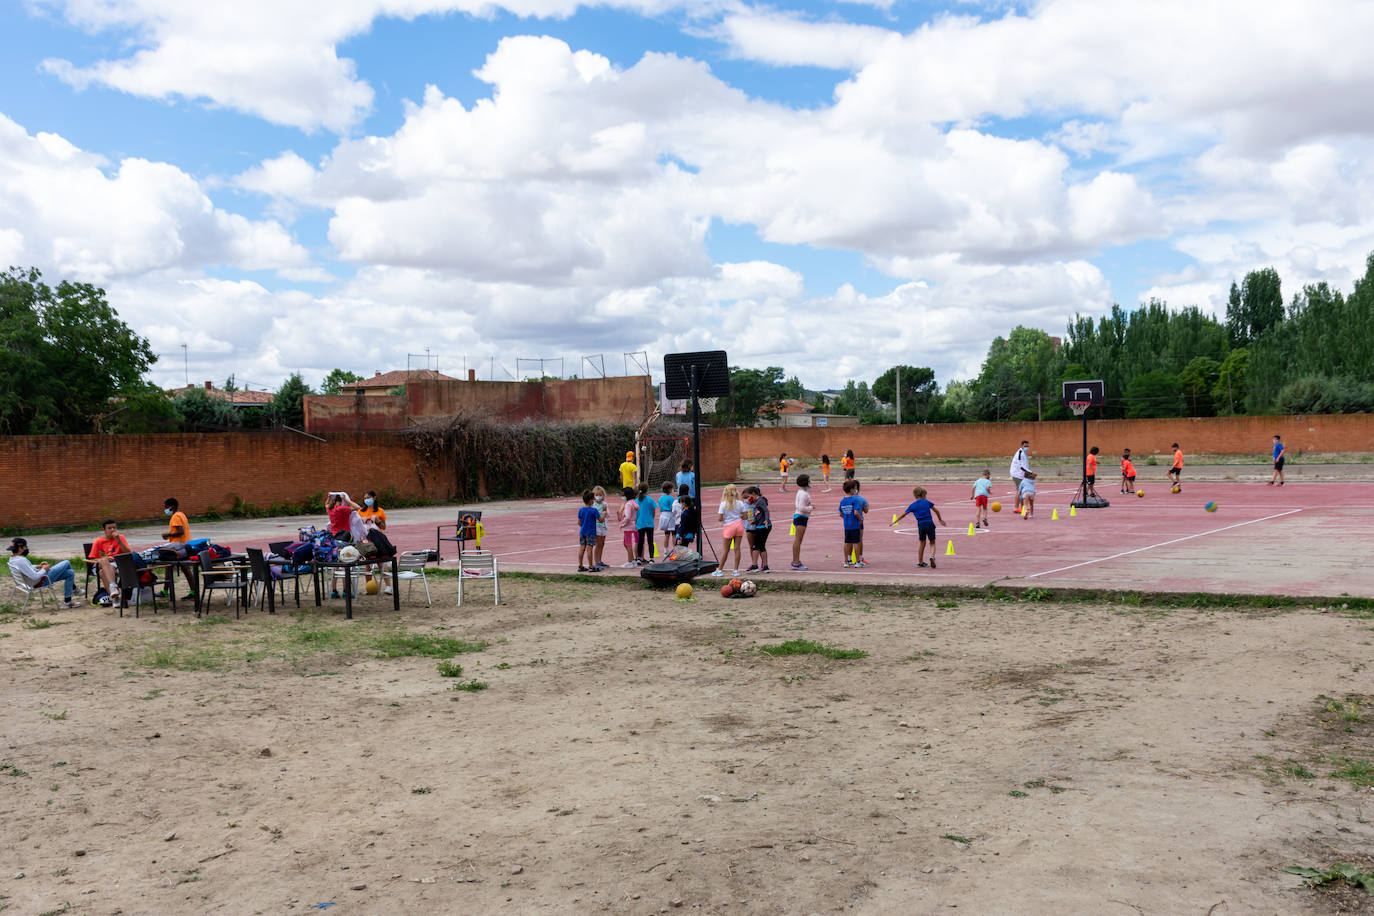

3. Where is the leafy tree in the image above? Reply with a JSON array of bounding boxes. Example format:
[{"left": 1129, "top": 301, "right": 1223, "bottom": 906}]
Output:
[
  {"left": 710, "top": 366, "right": 786, "bottom": 428},
  {"left": 174, "top": 387, "right": 242, "bottom": 428},
  {"left": 872, "top": 366, "right": 938, "bottom": 422},
  {"left": 1212, "top": 348, "right": 1249, "bottom": 415},
  {"left": 223, "top": 375, "right": 239, "bottom": 392},
  {"left": 778, "top": 374, "right": 806, "bottom": 401},
  {"left": 832, "top": 380, "right": 874, "bottom": 417},
  {"left": 1227, "top": 267, "right": 1284, "bottom": 347},
  {"left": 0, "top": 267, "right": 156, "bottom": 433},
  {"left": 321, "top": 368, "right": 364, "bottom": 395},
  {"left": 1124, "top": 370, "right": 1185, "bottom": 418},
  {"left": 273, "top": 373, "right": 314, "bottom": 428},
  {"left": 104, "top": 381, "right": 181, "bottom": 433},
  {"left": 1178, "top": 356, "right": 1221, "bottom": 416},
  {"left": 935, "top": 380, "right": 974, "bottom": 422}
]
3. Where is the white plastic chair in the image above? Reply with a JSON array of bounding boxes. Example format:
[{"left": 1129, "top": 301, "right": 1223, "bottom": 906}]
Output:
[
  {"left": 457, "top": 550, "right": 499, "bottom": 606},
  {"left": 8, "top": 562, "right": 56, "bottom": 610},
  {"left": 396, "top": 550, "right": 432, "bottom": 606}
]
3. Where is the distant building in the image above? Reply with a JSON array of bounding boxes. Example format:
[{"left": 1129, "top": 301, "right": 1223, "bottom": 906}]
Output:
[
  {"left": 167, "top": 380, "right": 274, "bottom": 408},
  {"left": 339, "top": 369, "right": 461, "bottom": 396}
]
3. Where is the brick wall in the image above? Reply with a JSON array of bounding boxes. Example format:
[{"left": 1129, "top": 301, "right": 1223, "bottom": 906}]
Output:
[
  {"left": 735, "top": 414, "right": 1374, "bottom": 461},
  {"left": 0, "top": 433, "right": 457, "bottom": 530}
]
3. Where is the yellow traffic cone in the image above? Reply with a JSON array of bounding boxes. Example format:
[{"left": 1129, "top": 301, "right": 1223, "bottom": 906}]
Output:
[
  {"left": 945, "top": 540, "right": 955, "bottom": 557},
  {"left": 653, "top": 542, "right": 660, "bottom": 558},
  {"left": 789, "top": 523, "right": 796, "bottom": 536},
  {"left": 967, "top": 523, "right": 976, "bottom": 536},
  {"left": 892, "top": 513, "right": 898, "bottom": 525},
  {"left": 1070, "top": 505, "right": 1077, "bottom": 517},
  {"left": 1051, "top": 508, "right": 1059, "bottom": 521}
]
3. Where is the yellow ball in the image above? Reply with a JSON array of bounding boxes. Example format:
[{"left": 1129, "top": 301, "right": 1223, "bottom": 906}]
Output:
[
  {"left": 1136, "top": 489, "right": 1145, "bottom": 498},
  {"left": 1171, "top": 485, "right": 1181, "bottom": 494},
  {"left": 990, "top": 501, "right": 1002, "bottom": 513},
  {"left": 364, "top": 579, "right": 379, "bottom": 595},
  {"left": 675, "top": 583, "right": 693, "bottom": 600}
]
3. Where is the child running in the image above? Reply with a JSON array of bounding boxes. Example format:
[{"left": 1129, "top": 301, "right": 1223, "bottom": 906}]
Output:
[
  {"left": 1018, "top": 473, "right": 1037, "bottom": 519},
  {"left": 791, "top": 474, "right": 812, "bottom": 570},
  {"left": 1169, "top": 442, "right": 1184, "bottom": 491},
  {"left": 576, "top": 490, "right": 600, "bottom": 572},
  {"left": 635, "top": 482, "right": 656, "bottom": 564},
  {"left": 742, "top": 486, "right": 772, "bottom": 573},
  {"left": 838, "top": 480, "right": 864, "bottom": 567},
  {"left": 1269, "top": 435, "right": 1285, "bottom": 486},
  {"left": 892, "top": 486, "right": 946, "bottom": 568},
  {"left": 619, "top": 487, "right": 640, "bottom": 567},
  {"left": 657, "top": 482, "right": 677, "bottom": 552},
  {"left": 970, "top": 469, "right": 992, "bottom": 528},
  {"left": 820, "top": 454, "right": 832, "bottom": 491},
  {"left": 1120, "top": 449, "right": 1136, "bottom": 494},
  {"left": 841, "top": 450, "right": 856, "bottom": 480}
]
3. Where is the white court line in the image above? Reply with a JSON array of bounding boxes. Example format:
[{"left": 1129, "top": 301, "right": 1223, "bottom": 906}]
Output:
[{"left": 1023, "top": 508, "right": 1303, "bottom": 579}]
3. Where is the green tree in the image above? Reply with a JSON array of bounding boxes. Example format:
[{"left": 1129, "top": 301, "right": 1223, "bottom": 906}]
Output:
[
  {"left": 1228, "top": 267, "right": 1284, "bottom": 347},
  {"left": 0, "top": 267, "right": 156, "bottom": 433},
  {"left": 174, "top": 387, "right": 242, "bottom": 428},
  {"left": 937, "top": 379, "right": 974, "bottom": 421},
  {"left": 223, "top": 375, "right": 238, "bottom": 392},
  {"left": 1124, "top": 370, "right": 1185, "bottom": 418},
  {"left": 321, "top": 368, "right": 364, "bottom": 394},
  {"left": 272, "top": 373, "right": 314, "bottom": 428},
  {"left": 104, "top": 381, "right": 181, "bottom": 433},
  {"left": 872, "top": 366, "right": 938, "bottom": 422},
  {"left": 1212, "top": 348, "right": 1249, "bottom": 415},
  {"left": 710, "top": 366, "right": 786, "bottom": 428},
  {"left": 778, "top": 374, "right": 806, "bottom": 401},
  {"left": 1178, "top": 356, "right": 1221, "bottom": 416},
  {"left": 832, "top": 380, "right": 874, "bottom": 416}
]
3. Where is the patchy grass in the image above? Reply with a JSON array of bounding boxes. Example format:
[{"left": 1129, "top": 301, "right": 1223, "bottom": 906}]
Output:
[
  {"left": 757, "top": 639, "right": 867, "bottom": 660},
  {"left": 435, "top": 660, "right": 464, "bottom": 678},
  {"left": 449, "top": 679, "right": 489, "bottom": 692},
  {"left": 23, "top": 617, "right": 66, "bottom": 630},
  {"left": 1285, "top": 862, "right": 1374, "bottom": 893},
  {"left": 1328, "top": 757, "right": 1374, "bottom": 788},
  {"left": 372, "top": 633, "right": 487, "bottom": 659}
]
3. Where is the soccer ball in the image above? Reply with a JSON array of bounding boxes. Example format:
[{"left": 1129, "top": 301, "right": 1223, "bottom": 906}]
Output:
[
  {"left": 720, "top": 584, "right": 735, "bottom": 598},
  {"left": 739, "top": 580, "right": 758, "bottom": 597},
  {"left": 990, "top": 501, "right": 1002, "bottom": 513},
  {"left": 728, "top": 577, "right": 744, "bottom": 591},
  {"left": 364, "top": 579, "right": 379, "bottom": 595},
  {"left": 1204, "top": 501, "right": 1217, "bottom": 512},
  {"left": 675, "top": 583, "right": 693, "bottom": 600},
  {"left": 1136, "top": 489, "right": 1145, "bottom": 498},
  {"left": 1171, "top": 485, "right": 1181, "bottom": 494}
]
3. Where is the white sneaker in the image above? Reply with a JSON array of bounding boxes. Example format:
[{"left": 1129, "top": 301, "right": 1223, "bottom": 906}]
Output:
[
  {"left": 710, "top": 570, "right": 724, "bottom": 577},
  {"left": 621, "top": 562, "right": 638, "bottom": 568},
  {"left": 61, "top": 599, "right": 81, "bottom": 609},
  {"left": 384, "top": 586, "right": 393, "bottom": 595}
]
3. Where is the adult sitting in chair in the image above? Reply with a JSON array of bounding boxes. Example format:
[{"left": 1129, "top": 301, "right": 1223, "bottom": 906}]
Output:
[
  {"left": 87, "top": 519, "right": 131, "bottom": 606},
  {"left": 8, "top": 537, "right": 81, "bottom": 609}
]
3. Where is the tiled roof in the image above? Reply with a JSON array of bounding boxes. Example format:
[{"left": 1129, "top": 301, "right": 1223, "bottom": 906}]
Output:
[{"left": 339, "top": 369, "right": 460, "bottom": 390}]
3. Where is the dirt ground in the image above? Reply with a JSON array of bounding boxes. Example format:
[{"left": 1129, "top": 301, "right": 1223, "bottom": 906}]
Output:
[{"left": 2, "top": 577, "right": 1372, "bottom": 915}]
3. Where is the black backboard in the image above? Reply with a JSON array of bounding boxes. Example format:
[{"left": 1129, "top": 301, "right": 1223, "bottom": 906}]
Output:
[
  {"left": 663, "top": 351, "right": 731, "bottom": 399},
  {"left": 1061, "top": 379, "right": 1105, "bottom": 406}
]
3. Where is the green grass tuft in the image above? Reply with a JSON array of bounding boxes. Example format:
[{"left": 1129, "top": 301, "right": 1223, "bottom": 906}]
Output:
[{"left": 757, "top": 639, "right": 867, "bottom": 660}]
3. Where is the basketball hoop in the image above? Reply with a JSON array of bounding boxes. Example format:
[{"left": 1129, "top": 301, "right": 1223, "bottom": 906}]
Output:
[{"left": 1068, "top": 401, "right": 1090, "bottom": 417}]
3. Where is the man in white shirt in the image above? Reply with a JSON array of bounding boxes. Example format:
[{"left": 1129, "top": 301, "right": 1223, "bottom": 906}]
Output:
[
  {"left": 1009, "top": 440, "right": 1032, "bottom": 513},
  {"left": 7, "top": 537, "right": 81, "bottom": 608}
]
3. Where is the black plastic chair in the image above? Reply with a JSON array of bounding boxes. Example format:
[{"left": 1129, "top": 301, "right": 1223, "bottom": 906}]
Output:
[
  {"left": 82, "top": 542, "right": 95, "bottom": 599},
  {"left": 198, "top": 553, "right": 245, "bottom": 618},
  {"left": 267, "top": 541, "right": 312, "bottom": 608},
  {"left": 113, "top": 553, "right": 159, "bottom": 618}
]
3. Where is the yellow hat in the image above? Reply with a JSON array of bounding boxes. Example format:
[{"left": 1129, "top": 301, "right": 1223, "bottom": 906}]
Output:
[{"left": 626, "top": 451, "right": 635, "bottom": 460}]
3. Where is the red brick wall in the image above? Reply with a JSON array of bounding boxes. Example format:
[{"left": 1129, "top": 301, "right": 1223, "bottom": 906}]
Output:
[
  {"left": 736, "top": 414, "right": 1374, "bottom": 461},
  {"left": 698, "top": 428, "right": 741, "bottom": 484},
  {"left": 0, "top": 433, "right": 457, "bottom": 530},
  {"left": 305, "top": 376, "right": 654, "bottom": 433}
]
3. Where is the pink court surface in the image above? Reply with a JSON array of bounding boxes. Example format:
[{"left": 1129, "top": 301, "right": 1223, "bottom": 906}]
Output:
[{"left": 371, "top": 478, "right": 1372, "bottom": 599}]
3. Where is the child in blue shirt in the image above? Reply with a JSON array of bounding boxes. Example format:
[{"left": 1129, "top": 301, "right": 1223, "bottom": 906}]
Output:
[
  {"left": 892, "top": 486, "right": 946, "bottom": 568},
  {"left": 657, "top": 482, "right": 677, "bottom": 553},
  {"left": 970, "top": 469, "right": 992, "bottom": 529},
  {"left": 675, "top": 460, "right": 696, "bottom": 500},
  {"left": 576, "top": 490, "right": 600, "bottom": 572},
  {"left": 635, "top": 482, "right": 657, "bottom": 563},
  {"left": 838, "top": 479, "right": 865, "bottom": 567}
]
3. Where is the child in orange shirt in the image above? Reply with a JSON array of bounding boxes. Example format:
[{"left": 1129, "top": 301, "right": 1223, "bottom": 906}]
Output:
[
  {"left": 1169, "top": 443, "right": 1183, "bottom": 491},
  {"left": 841, "top": 450, "right": 856, "bottom": 480},
  {"left": 1086, "top": 446, "right": 1099, "bottom": 486},
  {"left": 1120, "top": 449, "right": 1136, "bottom": 494},
  {"left": 820, "top": 454, "right": 832, "bottom": 491}
]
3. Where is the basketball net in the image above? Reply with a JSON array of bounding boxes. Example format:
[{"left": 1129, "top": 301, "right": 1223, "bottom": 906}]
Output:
[{"left": 1068, "top": 400, "right": 1090, "bottom": 417}]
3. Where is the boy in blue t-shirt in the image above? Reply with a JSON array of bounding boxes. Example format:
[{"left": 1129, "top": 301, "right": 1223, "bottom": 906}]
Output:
[
  {"left": 675, "top": 460, "right": 696, "bottom": 500},
  {"left": 634, "top": 482, "right": 657, "bottom": 563},
  {"left": 892, "top": 486, "right": 946, "bottom": 568},
  {"left": 838, "top": 479, "right": 866, "bottom": 567},
  {"left": 576, "top": 490, "right": 600, "bottom": 572},
  {"left": 970, "top": 469, "right": 992, "bottom": 529}
]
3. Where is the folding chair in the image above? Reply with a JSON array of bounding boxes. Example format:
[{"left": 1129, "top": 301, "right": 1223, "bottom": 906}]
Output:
[
  {"left": 81, "top": 542, "right": 95, "bottom": 599},
  {"left": 396, "top": 550, "right": 432, "bottom": 606},
  {"left": 8, "top": 561, "right": 56, "bottom": 610},
  {"left": 199, "top": 553, "right": 246, "bottom": 618},
  {"left": 114, "top": 554, "right": 161, "bottom": 619},
  {"left": 457, "top": 549, "right": 499, "bottom": 606}
]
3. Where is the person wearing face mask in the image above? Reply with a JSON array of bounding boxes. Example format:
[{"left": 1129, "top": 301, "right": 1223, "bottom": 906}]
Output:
[
  {"left": 162, "top": 497, "right": 195, "bottom": 597},
  {"left": 8, "top": 537, "right": 81, "bottom": 609},
  {"left": 358, "top": 490, "right": 387, "bottom": 531}
]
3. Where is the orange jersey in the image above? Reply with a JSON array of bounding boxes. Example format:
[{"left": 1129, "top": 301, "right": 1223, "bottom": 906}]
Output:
[
  {"left": 1086, "top": 453, "right": 1097, "bottom": 475},
  {"left": 1121, "top": 458, "right": 1136, "bottom": 477},
  {"left": 821, "top": 461, "right": 830, "bottom": 474},
  {"left": 841, "top": 457, "right": 855, "bottom": 471},
  {"left": 1172, "top": 449, "right": 1183, "bottom": 469}
]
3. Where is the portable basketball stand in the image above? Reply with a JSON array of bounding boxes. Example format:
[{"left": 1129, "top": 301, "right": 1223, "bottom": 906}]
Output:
[
  {"left": 1064, "top": 379, "right": 1110, "bottom": 509},
  {"left": 652, "top": 350, "right": 732, "bottom": 580}
]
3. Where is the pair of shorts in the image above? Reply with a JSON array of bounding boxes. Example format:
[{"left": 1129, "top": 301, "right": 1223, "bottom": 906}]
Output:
[
  {"left": 917, "top": 523, "right": 936, "bottom": 542},
  {"left": 722, "top": 520, "right": 745, "bottom": 540},
  {"left": 843, "top": 528, "right": 861, "bottom": 545},
  {"left": 622, "top": 530, "right": 635, "bottom": 547},
  {"left": 595, "top": 524, "right": 607, "bottom": 537},
  {"left": 658, "top": 516, "right": 676, "bottom": 532},
  {"left": 1125, "top": 476, "right": 1136, "bottom": 485},
  {"left": 844, "top": 468, "right": 855, "bottom": 480},
  {"left": 1171, "top": 466, "right": 1183, "bottom": 475},
  {"left": 1011, "top": 475, "right": 1023, "bottom": 489},
  {"left": 974, "top": 495, "right": 988, "bottom": 507},
  {"left": 793, "top": 515, "right": 808, "bottom": 527},
  {"left": 579, "top": 534, "right": 596, "bottom": 546},
  {"left": 1085, "top": 474, "right": 1096, "bottom": 485},
  {"left": 678, "top": 533, "right": 695, "bottom": 545},
  {"left": 752, "top": 526, "right": 771, "bottom": 550},
  {"left": 1275, "top": 457, "right": 1285, "bottom": 470}
]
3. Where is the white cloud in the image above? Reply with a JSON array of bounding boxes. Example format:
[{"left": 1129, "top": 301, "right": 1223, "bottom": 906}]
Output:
[{"left": 0, "top": 114, "right": 308, "bottom": 281}]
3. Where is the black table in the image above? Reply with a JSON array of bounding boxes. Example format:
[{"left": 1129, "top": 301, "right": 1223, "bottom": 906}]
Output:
[{"left": 311, "top": 555, "right": 399, "bottom": 619}]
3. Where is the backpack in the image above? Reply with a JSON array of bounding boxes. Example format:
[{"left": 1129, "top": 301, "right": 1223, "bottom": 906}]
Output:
[{"left": 366, "top": 528, "right": 395, "bottom": 558}]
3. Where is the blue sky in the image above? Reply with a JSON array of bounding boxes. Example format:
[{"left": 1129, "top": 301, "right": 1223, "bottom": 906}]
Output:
[{"left": 3, "top": 0, "right": 1372, "bottom": 391}]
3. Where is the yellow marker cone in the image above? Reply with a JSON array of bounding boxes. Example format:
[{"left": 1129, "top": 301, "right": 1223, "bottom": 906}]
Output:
[
  {"left": 945, "top": 540, "right": 955, "bottom": 557},
  {"left": 967, "top": 523, "right": 976, "bottom": 536},
  {"left": 789, "top": 523, "right": 796, "bottom": 536},
  {"left": 653, "top": 543, "right": 660, "bottom": 558},
  {"left": 474, "top": 521, "right": 485, "bottom": 548},
  {"left": 1070, "top": 505, "right": 1077, "bottom": 517},
  {"left": 892, "top": 513, "right": 898, "bottom": 525},
  {"left": 1051, "top": 508, "right": 1059, "bottom": 521}
]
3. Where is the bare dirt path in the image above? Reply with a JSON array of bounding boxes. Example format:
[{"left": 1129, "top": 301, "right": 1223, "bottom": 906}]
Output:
[{"left": 2, "top": 580, "right": 1371, "bottom": 914}]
